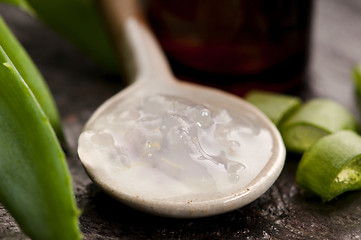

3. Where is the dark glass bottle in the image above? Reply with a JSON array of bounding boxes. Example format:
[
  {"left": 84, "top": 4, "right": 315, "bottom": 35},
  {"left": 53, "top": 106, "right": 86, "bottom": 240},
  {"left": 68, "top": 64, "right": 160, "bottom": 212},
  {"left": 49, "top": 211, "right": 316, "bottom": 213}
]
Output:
[{"left": 145, "top": 0, "right": 313, "bottom": 95}]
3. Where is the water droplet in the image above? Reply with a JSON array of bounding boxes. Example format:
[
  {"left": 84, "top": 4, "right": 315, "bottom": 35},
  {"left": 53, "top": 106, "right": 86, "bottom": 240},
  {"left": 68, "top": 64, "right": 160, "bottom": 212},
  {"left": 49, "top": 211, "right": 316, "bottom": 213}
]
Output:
[
  {"left": 226, "top": 161, "right": 245, "bottom": 182},
  {"left": 186, "top": 105, "right": 214, "bottom": 128},
  {"left": 226, "top": 161, "right": 245, "bottom": 174}
]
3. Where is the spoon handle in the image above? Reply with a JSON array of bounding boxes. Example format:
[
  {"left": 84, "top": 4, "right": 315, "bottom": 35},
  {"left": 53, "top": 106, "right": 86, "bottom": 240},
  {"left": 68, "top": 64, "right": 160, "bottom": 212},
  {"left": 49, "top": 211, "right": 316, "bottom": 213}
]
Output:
[{"left": 99, "top": 0, "right": 174, "bottom": 84}]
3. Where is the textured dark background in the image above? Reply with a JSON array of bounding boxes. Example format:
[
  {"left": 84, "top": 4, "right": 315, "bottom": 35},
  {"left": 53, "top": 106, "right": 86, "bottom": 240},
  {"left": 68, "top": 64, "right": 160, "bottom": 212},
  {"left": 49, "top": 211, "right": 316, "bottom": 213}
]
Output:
[{"left": 1, "top": 0, "right": 361, "bottom": 239}]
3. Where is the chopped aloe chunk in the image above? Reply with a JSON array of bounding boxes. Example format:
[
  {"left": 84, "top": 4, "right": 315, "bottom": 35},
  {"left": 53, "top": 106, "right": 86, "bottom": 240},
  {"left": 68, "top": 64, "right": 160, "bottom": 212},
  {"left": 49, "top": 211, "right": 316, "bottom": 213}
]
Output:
[
  {"left": 281, "top": 124, "right": 329, "bottom": 152},
  {"left": 296, "top": 130, "right": 361, "bottom": 201},
  {"left": 245, "top": 90, "right": 302, "bottom": 126},
  {"left": 280, "top": 99, "right": 358, "bottom": 153}
]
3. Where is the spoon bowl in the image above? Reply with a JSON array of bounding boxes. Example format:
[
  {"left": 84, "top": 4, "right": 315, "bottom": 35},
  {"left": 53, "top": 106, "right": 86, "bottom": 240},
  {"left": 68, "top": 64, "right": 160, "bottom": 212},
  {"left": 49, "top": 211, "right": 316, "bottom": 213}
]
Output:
[{"left": 77, "top": 0, "right": 286, "bottom": 218}]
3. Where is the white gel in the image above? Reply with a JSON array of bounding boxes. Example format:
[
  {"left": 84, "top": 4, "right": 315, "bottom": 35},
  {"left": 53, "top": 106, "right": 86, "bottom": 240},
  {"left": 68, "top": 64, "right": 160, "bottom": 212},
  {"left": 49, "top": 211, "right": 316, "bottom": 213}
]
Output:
[{"left": 79, "top": 94, "right": 273, "bottom": 200}]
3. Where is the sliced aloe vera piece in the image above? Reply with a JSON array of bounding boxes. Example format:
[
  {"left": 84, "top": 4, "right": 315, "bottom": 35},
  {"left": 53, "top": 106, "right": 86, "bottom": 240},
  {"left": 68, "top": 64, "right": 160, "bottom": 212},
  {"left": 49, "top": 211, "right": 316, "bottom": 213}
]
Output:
[
  {"left": 296, "top": 130, "right": 361, "bottom": 201},
  {"left": 0, "top": 15, "right": 63, "bottom": 141},
  {"left": 280, "top": 99, "right": 358, "bottom": 153},
  {"left": 0, "top": 46, "right": 80, "bottom": 239},
  {"left": 354, "top": 64, "right": 361, "bottom": 115},
  {"left": 244, "top": 90, "right": 302, "bottom": 126}
]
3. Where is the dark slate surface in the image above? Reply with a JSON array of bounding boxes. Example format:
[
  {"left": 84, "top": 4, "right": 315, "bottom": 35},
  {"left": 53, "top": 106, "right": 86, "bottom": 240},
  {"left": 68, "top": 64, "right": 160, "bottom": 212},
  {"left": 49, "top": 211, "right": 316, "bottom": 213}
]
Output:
[{"left": 1, "top": 0, "right": 361, "bottom": 239}]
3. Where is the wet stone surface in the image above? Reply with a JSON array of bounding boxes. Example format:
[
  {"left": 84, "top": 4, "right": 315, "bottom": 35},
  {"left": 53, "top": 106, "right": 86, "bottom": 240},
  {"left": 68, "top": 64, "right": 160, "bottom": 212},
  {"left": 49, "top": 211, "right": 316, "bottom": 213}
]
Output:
[{"left": 1, "top": 0, "right": 361, "bottom": 239}]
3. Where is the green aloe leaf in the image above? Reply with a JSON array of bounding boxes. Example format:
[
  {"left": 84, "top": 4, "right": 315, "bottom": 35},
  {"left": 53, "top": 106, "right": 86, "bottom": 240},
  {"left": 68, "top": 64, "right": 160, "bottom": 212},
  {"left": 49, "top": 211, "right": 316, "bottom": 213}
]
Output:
[
  {"left": 353, "top": 64, "right": 361, "bottom": 96},
  {"left": 0, "top": 15, "right": 64, "bottom": 141},
  {"left": 354, "top": 64, "right": 361, "bottom": 115},
  {"left": 0, "top": 0, "right": 32, "bottom": 11},
  {"left": 0, "top": 45, "right": 80, "bottom": 239},
  {"left": 23, "top": 0, "right": 118, "bottom": 72}
]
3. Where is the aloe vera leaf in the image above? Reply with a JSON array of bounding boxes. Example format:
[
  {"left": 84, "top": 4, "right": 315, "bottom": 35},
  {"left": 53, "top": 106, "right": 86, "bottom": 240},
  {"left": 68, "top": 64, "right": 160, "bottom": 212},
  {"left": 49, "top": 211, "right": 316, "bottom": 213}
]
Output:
[
  {"left": 280, "top": 99, "right": 358, "bottom": 153},
  {"left": 296, "top": 130, "right": 361, "bottom": 201},
  {"left": 0, "top": 0, "right": 32, "bottom": 11},
  {"left": 353, "top": 64, "right": 361, "bottom": 97},
  {"left": 23, "top": 0, "right": 118, "bottom": 72},
  {"left": 353, "top": 64, "right": 361, "bottom": 114},
  {"left": 244, "top": 90, "right": 302, "bottom": 126},
  {"left": 0, "top": 46, "right": 80, "bottom": 239},
  {"left": 0, "top": 15, "right": 64, "bottom": 141}
]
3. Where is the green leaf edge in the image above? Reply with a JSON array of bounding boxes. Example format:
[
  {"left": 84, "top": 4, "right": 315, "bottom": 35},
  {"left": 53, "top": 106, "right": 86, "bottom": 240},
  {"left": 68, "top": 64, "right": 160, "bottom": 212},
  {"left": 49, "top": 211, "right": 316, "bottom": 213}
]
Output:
[
  {"left": 24, "top": 0, "right": 118, "bottom": 72},
  {"left": 353, "top": 64, "right": 361, "bottom": 97},
  {"left": 0, "top": 0, "right": 33, "bottom": 12},
  {"left": 0, "top": 46, "right": 80, "bottom": 239},
  {"left": 0, "top": 15, "right": 64, "bottom": 142}
]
